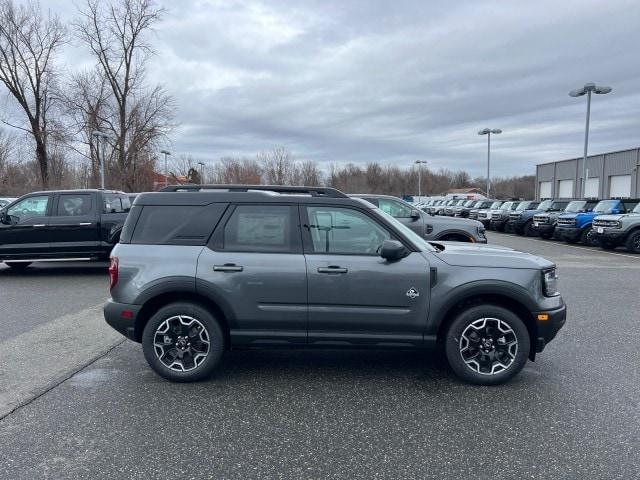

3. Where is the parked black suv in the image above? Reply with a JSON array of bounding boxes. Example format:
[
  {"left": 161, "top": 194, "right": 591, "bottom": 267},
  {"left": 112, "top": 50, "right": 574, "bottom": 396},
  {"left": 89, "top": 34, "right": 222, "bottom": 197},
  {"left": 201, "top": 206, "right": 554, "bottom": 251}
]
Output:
[
  {"left": 104, "top": 185, "right": 566, "bottom": 385},
  {"left": 0, "top": 189, "right": 130, "bottom": 269}
]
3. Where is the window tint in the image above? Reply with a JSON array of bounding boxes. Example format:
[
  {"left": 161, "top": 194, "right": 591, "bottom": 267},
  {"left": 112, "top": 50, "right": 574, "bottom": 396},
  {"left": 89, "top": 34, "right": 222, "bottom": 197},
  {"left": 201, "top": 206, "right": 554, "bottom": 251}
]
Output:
[
  {"left": 223, "top": 205, "right": 297, "bottom": 253},
  {"left": 103, "top": 194, "right": 130, "bottom": 213},
  {"left": 131, "top": 205, "right": 216, "bottom": 245},
  {"left": 57, "top": 194, "right": 93, "bottom": 216},
  {"left": 306, "top": 206, "right": 391, "bottom": 254},
  {"left": 7, "top": 195, "right": 49, "bottom": 222},
  {"left": 377, "top": 198, "right": 413, "bottom": 218}
]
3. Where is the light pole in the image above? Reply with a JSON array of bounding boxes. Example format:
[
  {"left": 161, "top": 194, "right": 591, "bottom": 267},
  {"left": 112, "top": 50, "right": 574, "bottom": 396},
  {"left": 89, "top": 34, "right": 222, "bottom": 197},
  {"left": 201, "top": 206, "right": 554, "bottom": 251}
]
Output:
[
  {"left": 569, "top": 83, "right": 612, "bottom": 197},
  {"left": 160, "top": 150, "right": 171, "bottom": 186},
  {"left": 198, "top": 161, "right": 205, "bottom": 183},
  {"left": 91, "top": 131, "right": 111, "bottom": 189},
  {"left": 414, "top": 160, "right": 427, "bottom": 197},
  {"left": 478, "top": 128, "right": 502, "bottom": 198}
]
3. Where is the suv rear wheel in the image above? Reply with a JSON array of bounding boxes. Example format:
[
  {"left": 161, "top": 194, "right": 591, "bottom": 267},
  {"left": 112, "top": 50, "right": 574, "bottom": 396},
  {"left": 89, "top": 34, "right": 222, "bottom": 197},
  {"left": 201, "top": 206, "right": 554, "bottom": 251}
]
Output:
[
  {"left": 625, "top": 230, "right": 640, "bottom": 254},
  {"left": 142, "top": 302, "right": 225, "bottom": 382},
  {"left": 444, "top": 305, "right": 530, "bottom": 385}
]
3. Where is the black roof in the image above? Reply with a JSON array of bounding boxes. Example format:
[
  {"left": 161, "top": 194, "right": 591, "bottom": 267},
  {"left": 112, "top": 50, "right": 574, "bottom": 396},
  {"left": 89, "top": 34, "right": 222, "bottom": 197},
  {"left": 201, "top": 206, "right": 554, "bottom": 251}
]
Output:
[{"left": 139, "top": 184, "right": 373, "bottom": 208}]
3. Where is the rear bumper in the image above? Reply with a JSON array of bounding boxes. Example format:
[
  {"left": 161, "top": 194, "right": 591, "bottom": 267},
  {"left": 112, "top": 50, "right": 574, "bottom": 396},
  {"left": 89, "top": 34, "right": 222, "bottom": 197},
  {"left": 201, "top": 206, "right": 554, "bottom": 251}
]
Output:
[
  {"left": 555, "top": 226, "right": 581, "bottom": 242},
  {"left": 533, "top": 302, "right": 567, "bottom": 353},
  {"left": 104, "top": 299, "right": 141, "bottom": 341}
]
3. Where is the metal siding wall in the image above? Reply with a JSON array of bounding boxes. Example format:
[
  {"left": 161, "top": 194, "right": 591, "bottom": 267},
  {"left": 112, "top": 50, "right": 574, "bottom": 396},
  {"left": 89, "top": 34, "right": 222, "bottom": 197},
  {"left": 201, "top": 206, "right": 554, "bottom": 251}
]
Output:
[{"left": 536, "top": 148, "right": 639, "bottom": 200}]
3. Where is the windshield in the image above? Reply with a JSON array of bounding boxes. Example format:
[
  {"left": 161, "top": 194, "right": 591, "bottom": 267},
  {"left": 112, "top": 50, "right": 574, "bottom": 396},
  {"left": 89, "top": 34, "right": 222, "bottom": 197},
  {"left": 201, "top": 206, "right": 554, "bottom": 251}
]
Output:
[
  {"left": 538, "top": 200, "right": 554, "bottom": 210},
  {"left": 473, "top": 201, "right": 484, "bottom": 208},
  {"left": 593, "top": 200, "right": 619, "bottom": 213},
  {"left": 499, "top": 201, "right": 514, "bottom": 210},
  {"left": 564, "top": 201, "right": 586, "bottom": 213},
  {"left": 516, "top": 201, "right": 533, "bottom": 211},
  {"left": 375, "top": 208, "right": 435, "bottom": 252},
  {"left": 633, "top": 203, "right": 640, "bottom": 213},
  {"left": 464, "top": 200, "right": 475, "bottom": 207},
  {"left": 490, "top": 201, "right": 502, "bottom": 209}
]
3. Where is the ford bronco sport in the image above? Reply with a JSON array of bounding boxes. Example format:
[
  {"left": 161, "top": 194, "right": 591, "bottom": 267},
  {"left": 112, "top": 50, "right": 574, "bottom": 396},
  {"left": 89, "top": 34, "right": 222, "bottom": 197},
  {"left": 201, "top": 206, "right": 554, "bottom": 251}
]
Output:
[{"left": 104, "top": 185, "right": 566, "bottom": 385}]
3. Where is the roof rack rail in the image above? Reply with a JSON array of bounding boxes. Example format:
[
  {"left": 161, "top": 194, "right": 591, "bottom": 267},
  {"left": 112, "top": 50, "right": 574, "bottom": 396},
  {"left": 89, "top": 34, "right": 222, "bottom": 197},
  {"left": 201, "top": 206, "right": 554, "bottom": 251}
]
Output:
[{"left": 159, "top": 184, "right": 349, "bottom": 198}]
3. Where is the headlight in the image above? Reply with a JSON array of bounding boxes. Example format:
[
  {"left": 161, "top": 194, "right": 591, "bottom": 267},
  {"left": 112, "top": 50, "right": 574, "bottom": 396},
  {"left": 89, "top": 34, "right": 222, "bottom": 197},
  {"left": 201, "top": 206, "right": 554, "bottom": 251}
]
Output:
[
  {"left": 542, "top": 268, "right": 559, "bottom": 297},
  {"left": 478, "top": 226, "right": 486, "bottom": 236}
]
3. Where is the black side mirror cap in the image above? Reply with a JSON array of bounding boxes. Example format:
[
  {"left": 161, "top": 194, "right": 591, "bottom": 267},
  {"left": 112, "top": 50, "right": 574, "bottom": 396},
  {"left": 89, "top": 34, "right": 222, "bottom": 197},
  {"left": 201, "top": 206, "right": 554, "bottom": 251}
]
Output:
[{"left": 380, "top": 240, "right": 408, "bottom": 261}]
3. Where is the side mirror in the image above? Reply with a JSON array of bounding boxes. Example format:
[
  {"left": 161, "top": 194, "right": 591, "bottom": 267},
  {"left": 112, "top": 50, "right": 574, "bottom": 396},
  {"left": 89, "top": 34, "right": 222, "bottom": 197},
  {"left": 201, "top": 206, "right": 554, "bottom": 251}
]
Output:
[
  {"left": 410, "top": 210, "right": 420, "bottom": 221},
  {"left": 0, "top": 210, "right": 8, "bottom": 225},
  {"left": 380, "top": 240, "right": 408, "bottom": 261}
]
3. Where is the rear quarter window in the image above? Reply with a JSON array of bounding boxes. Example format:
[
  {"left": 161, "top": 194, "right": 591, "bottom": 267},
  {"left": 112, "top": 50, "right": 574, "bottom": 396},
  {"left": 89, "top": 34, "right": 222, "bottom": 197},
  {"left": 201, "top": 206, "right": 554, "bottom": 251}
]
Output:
[{"left": 130, "top": 203, "right": 227, "bottom": 245}]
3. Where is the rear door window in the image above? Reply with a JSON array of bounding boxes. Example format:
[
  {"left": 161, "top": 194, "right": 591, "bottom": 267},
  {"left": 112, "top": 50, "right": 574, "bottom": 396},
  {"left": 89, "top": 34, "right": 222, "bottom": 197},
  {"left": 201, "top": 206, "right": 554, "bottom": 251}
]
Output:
[{"left": 57, "top": 194, "right": 93, "bottom": 216}]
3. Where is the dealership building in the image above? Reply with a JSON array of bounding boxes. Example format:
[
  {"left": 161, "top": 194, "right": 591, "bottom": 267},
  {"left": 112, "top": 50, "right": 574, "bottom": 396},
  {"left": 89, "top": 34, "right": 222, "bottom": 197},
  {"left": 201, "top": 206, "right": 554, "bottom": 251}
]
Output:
[{"left": 535, "top": 147, "right": 640, "bottom": 200}]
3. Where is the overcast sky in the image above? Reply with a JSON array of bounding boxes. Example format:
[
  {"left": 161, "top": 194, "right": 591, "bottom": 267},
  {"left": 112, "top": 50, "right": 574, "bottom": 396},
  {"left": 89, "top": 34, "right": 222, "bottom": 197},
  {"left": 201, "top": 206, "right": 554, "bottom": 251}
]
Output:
[{"left": 19, "top": 0, "right": 640, "bottom": 176}]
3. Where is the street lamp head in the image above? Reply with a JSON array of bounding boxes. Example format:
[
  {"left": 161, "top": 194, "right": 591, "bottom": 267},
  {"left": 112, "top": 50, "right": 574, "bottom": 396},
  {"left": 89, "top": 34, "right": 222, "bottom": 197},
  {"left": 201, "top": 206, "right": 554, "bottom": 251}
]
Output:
[
  {"left": 160, "top": 150, "right": 171, "bottom": 156},
  {"left": 414, "top": 160, "right": 427, "bottom": 165},
  {"left": 490, "top": 129, "right": 502, "bottom": 134},
  {"left": 594, "top": 85, "right": 612, "bottom": 95},
  {"left": 569, "top": 88, "right": 586, "bottom": 97},
  {"left": 478, "top": 128, "right": 491, "bottom": 135}
]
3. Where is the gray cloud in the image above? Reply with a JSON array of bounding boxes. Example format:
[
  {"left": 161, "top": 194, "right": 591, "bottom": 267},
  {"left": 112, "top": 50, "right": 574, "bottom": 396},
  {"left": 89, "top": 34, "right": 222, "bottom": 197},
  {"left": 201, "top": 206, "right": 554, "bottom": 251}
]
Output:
[{"left": 18, "top": 0, "right": 640, "bottom": 176}]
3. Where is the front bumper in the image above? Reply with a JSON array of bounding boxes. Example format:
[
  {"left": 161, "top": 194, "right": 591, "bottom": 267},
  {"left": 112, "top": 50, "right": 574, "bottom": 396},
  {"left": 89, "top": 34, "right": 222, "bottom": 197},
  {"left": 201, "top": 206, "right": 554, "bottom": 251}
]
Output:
[
  {"left": 104, "top": 299, "right": 142, "bottom": 341},
  {"left": 533, "top": 302, "right": 567, "bottom": 352},
  {"left": 555, "top": 226, "right": 582, "bottom": 242},
  {"left": 489, "top": 218, "right": 508, "bottom": 228},
  {"left": 592, "top": 229, "right": 626, "bottom": 245},
  {"left": 531, "top": 223, "right": 555, "bottom": 235}
]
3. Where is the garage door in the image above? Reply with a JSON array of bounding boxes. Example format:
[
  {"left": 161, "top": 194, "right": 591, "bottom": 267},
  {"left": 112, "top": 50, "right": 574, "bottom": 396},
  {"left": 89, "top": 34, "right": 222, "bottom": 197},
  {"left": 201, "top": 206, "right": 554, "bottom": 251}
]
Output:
[
  {"left": 585, "top": 177, "right": 599, "bottom": 198},
  {"left": 539, "top": 181, "right": 552, "bottom": 199},
  {"left": 557, "top": 180, "right": 573, "bottom": 198},
  {"left": 609, "top": 175, "right": 631, "bottom": 197}
]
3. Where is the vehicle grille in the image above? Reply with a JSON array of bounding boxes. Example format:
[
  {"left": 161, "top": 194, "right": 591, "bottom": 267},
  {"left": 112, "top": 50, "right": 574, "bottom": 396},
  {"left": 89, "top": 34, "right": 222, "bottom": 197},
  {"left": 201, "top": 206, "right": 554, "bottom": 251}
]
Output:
[
  {"left": 509, "top": 213, "right": 521, "bottom": 220},
  {"left": 557, "top": 218, "right": 576, "bottom": 227},
  {"left": 533, "top": 215, "right": 549, "bottom": 224},
  {"left": 477, "top": 212, "right": 488, "bottom": 219},
  {"left": 593, "top": 219, "right": 619, "bottom": 228}
]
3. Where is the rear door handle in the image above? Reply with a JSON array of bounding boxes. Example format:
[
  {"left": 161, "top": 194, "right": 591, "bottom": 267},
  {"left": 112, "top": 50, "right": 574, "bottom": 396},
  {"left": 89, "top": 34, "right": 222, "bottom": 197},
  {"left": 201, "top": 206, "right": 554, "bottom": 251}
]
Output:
[
  {"left": 213, "top": 264, "right": 244, "bottom": 272},
  {"left": 32, "top": 224, "right": 46, "bottom": 228},
  {"left": 317, "top": 266, "right": 348, "bottom": 274},
  {"left": 79, "top": 222, "right": 92, "bottom": 226}
]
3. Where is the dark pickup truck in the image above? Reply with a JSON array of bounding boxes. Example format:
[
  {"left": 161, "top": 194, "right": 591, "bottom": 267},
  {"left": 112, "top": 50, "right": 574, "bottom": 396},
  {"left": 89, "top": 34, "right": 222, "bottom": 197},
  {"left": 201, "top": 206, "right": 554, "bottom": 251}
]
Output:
[{"left": 0, "top": 189, "right": 130, "bottom": 269}]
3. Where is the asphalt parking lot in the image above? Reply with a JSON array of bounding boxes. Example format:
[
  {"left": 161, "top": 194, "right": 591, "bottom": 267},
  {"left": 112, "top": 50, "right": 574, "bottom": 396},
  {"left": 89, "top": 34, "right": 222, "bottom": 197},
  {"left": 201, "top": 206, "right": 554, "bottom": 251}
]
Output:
[{"left": 1, "top": 234, "right": 639, "bottom": 479}]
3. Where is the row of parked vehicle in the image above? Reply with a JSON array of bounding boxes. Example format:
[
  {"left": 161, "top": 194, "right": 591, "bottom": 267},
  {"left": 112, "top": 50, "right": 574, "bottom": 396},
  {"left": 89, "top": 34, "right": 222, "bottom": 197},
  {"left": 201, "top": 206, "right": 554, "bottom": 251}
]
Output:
[{"left": 414, "top": 197, "right": 640, "bottom": 253}]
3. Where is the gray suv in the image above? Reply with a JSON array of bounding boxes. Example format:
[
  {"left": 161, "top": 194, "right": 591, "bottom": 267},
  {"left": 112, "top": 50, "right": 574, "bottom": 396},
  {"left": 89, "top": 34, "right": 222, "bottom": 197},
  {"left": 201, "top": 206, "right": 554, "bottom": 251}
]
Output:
[
  {"left": 351, "top": 194, "right": 487, "bottom": 243},
  {"left": 104, "top": 185, "right": 566, "bottom": 385}
]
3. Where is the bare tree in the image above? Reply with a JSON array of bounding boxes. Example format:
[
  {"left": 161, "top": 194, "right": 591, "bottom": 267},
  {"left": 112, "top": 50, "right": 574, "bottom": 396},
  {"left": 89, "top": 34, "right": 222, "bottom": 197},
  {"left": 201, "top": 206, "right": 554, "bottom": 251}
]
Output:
[
  {"left": 0, "top": 0, "right": 66, "bottom": 188},
  {"left": 213, "top": 157, "right": 262, "bottom": 184},
  {"left": 259, "top": 147, "right": 298, "bottom": 185},
  {"left": 76, "top": 0, "right": 173, "bottom": 190}
]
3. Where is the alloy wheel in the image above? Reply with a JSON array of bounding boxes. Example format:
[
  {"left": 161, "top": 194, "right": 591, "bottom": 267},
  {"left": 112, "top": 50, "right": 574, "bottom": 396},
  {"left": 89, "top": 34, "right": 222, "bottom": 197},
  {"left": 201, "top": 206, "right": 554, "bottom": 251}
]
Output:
[
  {"left": 153, "top": 315, "right": 210, "bottom": 372},
  {"left": 459, "top": 318, "right": 518, "bottom": 375}
]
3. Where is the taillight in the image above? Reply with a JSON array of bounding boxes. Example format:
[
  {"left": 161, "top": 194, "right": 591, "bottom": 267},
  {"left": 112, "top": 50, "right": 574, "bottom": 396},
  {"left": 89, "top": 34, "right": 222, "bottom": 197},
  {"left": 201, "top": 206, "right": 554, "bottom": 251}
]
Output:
[{"left": 108, "top": 256, "right": 119, "bottom": 290}]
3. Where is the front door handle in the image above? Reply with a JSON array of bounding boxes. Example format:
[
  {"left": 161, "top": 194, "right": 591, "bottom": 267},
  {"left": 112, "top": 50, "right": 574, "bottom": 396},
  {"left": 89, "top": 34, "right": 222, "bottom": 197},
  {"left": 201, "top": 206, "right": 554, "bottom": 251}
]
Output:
[
  {"left": 317, "top": 266, "right": 348, "bottom": 274},
  {"left": 32, "top": 224, "right": 46, "bottom": 228},
  {"left": 79, "top": 222, "right": 92, "bottom": 226},
  {"left": 213, "top": 264, "right": 244, "bottom": 272}
]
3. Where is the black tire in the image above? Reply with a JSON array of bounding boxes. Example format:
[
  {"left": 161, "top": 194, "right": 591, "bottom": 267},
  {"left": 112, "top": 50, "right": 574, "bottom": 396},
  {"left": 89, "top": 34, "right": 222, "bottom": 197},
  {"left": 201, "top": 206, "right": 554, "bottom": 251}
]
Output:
[
  {"left": 580, "top": 228, "right": 598, "bottom": 246},
  {"left": 4, "top": 262, "right": 31, "bottom": 270},
  {"left": 142, "top": 302, "right": 225, "bottom": 382},
  {"left": 444, "top": 304, "right": 530, "bottom": 386},
  {"left": 522, "top": 220, "right": 535, "bottom": 237},
  {"left": 625, "top": 230, "right": 640, "bottom": 254},
  {"left": 495, "top": 222, "right": 506, "bottom": 233}
]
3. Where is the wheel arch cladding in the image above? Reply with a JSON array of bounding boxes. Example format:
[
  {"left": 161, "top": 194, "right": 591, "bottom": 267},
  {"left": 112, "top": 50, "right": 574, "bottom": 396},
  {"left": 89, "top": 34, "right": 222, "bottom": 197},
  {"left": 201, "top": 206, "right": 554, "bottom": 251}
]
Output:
[
  {"left": 134, "top": 291, "right": 231, "bottom": 347},
  {"left": 435, "top": 229, "right": 474, "bottom": 242},
  {"left": 435, "top": 291, "right": 538, "bottom": 361}
]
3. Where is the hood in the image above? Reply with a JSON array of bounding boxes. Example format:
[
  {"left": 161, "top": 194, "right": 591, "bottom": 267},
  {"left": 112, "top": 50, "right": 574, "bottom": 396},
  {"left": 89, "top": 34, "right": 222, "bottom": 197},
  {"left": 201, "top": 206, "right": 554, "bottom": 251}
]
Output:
[
  {"left": 428, "top": 215, "right": 482, "bottom": 227},
  {"left": 594, "top": 213, "right": 633, "bottom": 221},
  {"left": 430, "top": 241, "right": 554, "bottom": 269}
]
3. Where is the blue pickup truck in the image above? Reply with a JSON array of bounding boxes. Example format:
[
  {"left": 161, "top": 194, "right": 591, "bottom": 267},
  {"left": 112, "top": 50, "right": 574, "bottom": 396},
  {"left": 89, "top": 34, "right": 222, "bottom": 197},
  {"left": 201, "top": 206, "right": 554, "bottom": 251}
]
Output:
[{"left": 554, "top": 198, "right": 640, "bottom": 246}]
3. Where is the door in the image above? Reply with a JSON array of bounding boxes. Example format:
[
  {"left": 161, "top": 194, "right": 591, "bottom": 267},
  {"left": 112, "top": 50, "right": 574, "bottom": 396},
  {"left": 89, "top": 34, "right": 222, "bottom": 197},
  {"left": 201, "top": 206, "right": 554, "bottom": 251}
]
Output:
[
  {"left": 0, "top": 194, "right": 52, "bottom": 257},
  {"left": 196, "top": 204, "right": 308, "bottom": 345},
  {"left": 539, "top": 181, "right": 552, "bottom": 199},
  {"left": 302, "top": 205, "right": 430, "bottom": 346},
  {"left": 47, "top": 192, "right": 100, "bottom": 254},
  {"left": 609, "top": 175, "right": 631, "bottom": 198},
  {"left": 557, "top": 179, "right": 574, "bottom": 198}
]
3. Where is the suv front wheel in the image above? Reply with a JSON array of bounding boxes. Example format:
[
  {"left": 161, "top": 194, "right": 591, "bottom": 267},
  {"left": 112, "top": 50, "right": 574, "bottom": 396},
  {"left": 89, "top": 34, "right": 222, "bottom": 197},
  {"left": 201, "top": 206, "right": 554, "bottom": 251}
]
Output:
[
  {"left": 142, "top": 302, "right": 225, "bottom": 382},
  {"left": 444, "top": 305, "right": 530, "bottom": 385}
]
